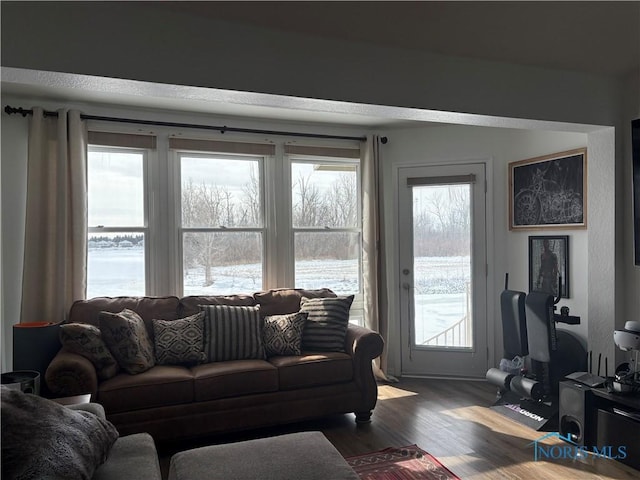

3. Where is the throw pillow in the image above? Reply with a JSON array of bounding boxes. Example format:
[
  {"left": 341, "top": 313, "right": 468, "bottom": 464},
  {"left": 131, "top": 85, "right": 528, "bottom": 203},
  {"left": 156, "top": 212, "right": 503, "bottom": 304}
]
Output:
[
  {"left": 263, "top": 312, "right": 308, "bottom": 356},
  {"left": 201, "top": 305, "right": 265, "bottom": 362},
  {"left": 300, "top": 295, "right": 354, "bottom": 352},
  {"left": 59, "top": 323, "right": 120, "bottom": 380},
  {"left": 254, "top": 288, "right": 337, "bottom": 317},
  {"left": 99, "top": 309, "right": 155, "bottom": 374},
  {"left": 1, "top": 386, "right": 119, "bottom": 480},
  {"left": 152, "top": 312, "right": 206, "bottom": 365}
]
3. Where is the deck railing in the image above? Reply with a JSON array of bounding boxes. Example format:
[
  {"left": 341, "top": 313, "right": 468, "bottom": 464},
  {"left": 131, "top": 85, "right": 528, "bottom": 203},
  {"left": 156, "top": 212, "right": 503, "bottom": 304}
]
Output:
[{"left": 422, "top": 282, "right": 471, "bottom": 347}]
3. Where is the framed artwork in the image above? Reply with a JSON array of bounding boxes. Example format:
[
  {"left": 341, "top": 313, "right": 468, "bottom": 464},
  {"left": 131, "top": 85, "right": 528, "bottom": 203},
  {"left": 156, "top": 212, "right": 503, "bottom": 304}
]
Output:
[
  {"left": 528, "top": 235, "right": 569, "bottom": 298},
  {"left": 509, "top": 148, "right": 587, "bottom": 230}
]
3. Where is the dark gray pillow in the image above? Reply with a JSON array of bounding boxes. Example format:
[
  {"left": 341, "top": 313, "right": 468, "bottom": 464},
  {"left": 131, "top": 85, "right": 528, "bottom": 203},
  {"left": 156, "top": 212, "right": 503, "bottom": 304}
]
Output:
[
  {"left": 263, "top": 312, "right": 308, "bottom": 356},
  {"left": 59, "top": 323, "right": 120, "bottom": 380},
  {"left": 201, "top": 305, "right": 265, "bottom": 361},
  {"left": 152, "top": 312, "right": 206, "bottom": 365},
  {"left": 1, "top": 386, "right": 119, "bottom": 480},
  {"left": 300, "top": 295, "right": 354, "bottom": 352},
  {"left": 99, "top": 309, "right": 155, "bottom": 374}
]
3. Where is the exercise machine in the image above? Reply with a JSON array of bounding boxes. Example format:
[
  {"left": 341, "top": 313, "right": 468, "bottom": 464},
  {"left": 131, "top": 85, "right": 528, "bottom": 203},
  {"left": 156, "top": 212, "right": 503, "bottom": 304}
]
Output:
[{"left": 486, "top": 274, "right": 586, "bottom": 430}]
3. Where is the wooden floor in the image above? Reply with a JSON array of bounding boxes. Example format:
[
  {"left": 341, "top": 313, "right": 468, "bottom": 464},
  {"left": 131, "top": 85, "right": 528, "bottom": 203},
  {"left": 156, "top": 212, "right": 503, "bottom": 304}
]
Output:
[{"left": 157, "top": 378, "right": 638, "bottom": 479}]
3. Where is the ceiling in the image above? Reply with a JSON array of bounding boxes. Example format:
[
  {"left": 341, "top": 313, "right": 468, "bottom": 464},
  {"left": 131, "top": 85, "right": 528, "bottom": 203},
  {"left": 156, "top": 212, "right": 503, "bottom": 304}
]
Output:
[
  {"left": 160, "top": 1, "right": 640, "bottom": 77},
  {"left": 3, "top": 1, "right": 638, "bottom": 129}
]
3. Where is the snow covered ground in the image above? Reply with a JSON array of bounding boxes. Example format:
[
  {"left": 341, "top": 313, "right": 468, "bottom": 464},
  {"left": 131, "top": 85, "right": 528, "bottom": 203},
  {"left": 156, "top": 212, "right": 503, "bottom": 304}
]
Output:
[{"left": 88, "top": 248, "right": 470, "bottom": 342}]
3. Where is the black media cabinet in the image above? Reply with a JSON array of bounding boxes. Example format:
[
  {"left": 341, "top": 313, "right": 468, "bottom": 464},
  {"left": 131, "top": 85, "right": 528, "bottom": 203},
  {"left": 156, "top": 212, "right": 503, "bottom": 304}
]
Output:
[{"left": 560, "top": 380, "right": 639, "bottom": 470}]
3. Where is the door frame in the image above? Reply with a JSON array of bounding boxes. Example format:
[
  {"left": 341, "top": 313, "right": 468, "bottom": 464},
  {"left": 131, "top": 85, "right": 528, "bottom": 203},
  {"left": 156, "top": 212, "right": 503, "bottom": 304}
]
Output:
[{"left": 389, "top": 158, "right": 496, "bottom": 379}]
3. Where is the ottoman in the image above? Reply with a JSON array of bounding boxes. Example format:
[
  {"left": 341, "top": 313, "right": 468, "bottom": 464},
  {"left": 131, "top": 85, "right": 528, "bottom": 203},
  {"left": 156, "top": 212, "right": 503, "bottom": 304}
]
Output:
[{"left": 168, "top": 431, "right": 359, "bottom": 480}]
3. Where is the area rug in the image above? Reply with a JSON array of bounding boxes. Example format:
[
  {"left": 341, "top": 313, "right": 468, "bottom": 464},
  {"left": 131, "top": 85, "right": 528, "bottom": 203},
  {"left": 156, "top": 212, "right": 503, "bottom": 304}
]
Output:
[{"left": 346, "top": 445, "right": 460, "bottom": 480}]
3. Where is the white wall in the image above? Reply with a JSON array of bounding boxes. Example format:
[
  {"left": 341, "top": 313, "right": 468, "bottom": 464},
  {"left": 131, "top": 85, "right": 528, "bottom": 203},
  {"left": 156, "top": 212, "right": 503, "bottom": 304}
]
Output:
[
  {"left": 0, "top": 91, "right": 621, "bottom": 378},
  {"left": 380, "top": 125, "right": 588, "bottom": 375},
  {"left": 1, "top": 2, "right": 622, "bottom": 127}
]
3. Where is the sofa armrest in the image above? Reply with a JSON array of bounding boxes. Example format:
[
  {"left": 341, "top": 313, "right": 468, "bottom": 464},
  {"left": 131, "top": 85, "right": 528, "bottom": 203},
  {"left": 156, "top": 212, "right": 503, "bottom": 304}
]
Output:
[
  {"left": 345, "top": 324, "right": 384, "bottom": 362},
  {"left": 45, "top": 348, "right": 98, "bottom": 398},
  {"left": 344, "top": 324, "right": 384, "bottom": 420}
]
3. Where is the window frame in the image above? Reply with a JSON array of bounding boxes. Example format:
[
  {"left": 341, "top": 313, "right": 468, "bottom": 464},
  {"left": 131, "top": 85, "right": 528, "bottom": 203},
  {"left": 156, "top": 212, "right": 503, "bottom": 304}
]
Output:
[
  {"left": 86, "top": 144, "right": 151, "bottom": 297},
  {"left": 287, "top": 155, "right": 363, "bottom": 293},
  {"left": 286, "top": 154, "right": 364, "bottom": 324},
  {"left": 85, "top": 129, "right": 364, "bottom": 320},
  {"left": 174, "top": 150, "right": 268, "bottom": 296}
]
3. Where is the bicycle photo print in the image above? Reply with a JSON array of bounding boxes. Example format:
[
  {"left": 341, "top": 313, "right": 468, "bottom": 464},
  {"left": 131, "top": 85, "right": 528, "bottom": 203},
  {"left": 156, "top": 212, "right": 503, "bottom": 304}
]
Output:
[{"left": 509, "top": 148, "right": 587, "bottom": 230}]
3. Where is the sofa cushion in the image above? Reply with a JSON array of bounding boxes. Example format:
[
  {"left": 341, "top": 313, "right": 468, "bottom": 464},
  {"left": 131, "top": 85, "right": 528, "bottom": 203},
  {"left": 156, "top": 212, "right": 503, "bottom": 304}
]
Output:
[
  {"left": 300, "top": 296, "right": 354, "bottom": 352},
  {"left": 98, "top": 366, "right": 194, "bottom": 413},
  {"left": 192, "top": 360, "right": 278, "bottom": 401},
  {"left": 1, "top": 386, "right": 119, "bottom": 480},
  {"left": 268, "top": 353, "right": 353, "bottom": 390},
  {"left": 69, "top": 296, "right": 180, "bottom": 337},
  {"left": 263, "top": 312, "right": 307, "bottom": 356},
  {"left": 152, "top": 313, "right": 206, "bottom": 365},
  {"left": 201, "top": 305, "right": 265, "bottom": 362},
  {"left": 253, "top": 288, "right": 336, "bottom": 318},
  {"left": 99, "top": 309, "right": 155, "bottom": 375},
  {"left": 179, "top": 294, "right": 256, "bottom": 317},
  {"left": 59, "top": 323, "right": 120, "bottom": 380}
]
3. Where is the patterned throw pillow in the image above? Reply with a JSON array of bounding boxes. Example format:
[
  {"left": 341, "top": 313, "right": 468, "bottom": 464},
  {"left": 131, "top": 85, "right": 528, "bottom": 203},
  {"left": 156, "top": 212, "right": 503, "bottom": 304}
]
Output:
[
  {"left": 59, "top": 323, "right": 120, "bottom": 380},
  {"left": 300, "top": 295, "right": 354, "bottom": 352},
  {"left": 152, "top": 312, "right": 206, "bottom": 365},
  {"left": 99, "top": 309, "right": 155, "bottom": 374},
  {"left": 263, "top": 312, "right": 308, "bottom": 356},
  {"left": 201, "top": 305, "right": 265, "bottom": 362}
]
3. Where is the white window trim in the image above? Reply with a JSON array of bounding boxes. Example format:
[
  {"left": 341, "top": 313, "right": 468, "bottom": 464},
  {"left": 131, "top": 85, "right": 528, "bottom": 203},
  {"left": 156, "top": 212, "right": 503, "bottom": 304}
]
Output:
[
  {"left": 87, "top": 130, "right": 364, "bottom": 315},
  {"left": 87, "top": 144, "right": 151, "bottom": 296}
]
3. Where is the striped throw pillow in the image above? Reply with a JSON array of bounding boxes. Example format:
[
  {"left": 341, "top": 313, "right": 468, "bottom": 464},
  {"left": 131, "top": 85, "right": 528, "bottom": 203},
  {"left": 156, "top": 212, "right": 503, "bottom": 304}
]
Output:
[
  {"left": 300, "top": 295, "right": 354, "bottom": 352},
  {"left": 201, "top": 305, "right": 265, "bottom": 362}
]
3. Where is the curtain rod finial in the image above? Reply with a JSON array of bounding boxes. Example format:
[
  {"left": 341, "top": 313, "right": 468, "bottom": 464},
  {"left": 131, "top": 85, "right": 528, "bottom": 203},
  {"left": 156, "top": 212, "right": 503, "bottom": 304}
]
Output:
[
  {"left": 380, "top": 136, "right": 388, "bottom": 144},
  {"left": 5, "top": 105, "right": 31, "bottom": 117}
]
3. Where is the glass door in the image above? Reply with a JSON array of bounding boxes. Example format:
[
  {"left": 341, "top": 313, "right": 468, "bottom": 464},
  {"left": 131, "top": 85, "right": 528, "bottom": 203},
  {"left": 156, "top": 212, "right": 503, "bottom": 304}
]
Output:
[{"left": 398, "top": 163, "right": 488, "bottom": 377}]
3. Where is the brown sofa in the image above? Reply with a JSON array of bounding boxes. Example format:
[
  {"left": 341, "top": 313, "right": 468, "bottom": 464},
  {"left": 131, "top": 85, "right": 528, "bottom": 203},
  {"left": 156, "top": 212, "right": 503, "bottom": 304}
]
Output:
[{"left": 45, "top": 289, "right": 384, "bottom": 442}]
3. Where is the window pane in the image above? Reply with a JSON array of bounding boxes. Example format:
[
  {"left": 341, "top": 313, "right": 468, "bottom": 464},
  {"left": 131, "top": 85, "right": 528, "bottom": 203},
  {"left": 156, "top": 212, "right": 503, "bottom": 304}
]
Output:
[
  {"left": 291, "top": 162, "right": 357, "bottom": 228},
  {"left": 181, "top": 156, "right": 262, "bottom": 228},
  {"left": 87, "top": 233, "right": 145, "bottom": 297},
  {"left": 88, "top": 150, "right": 144, "bottom": 227},
  {"left": 294, "top": 232, "right": 360, "bottom": 294},
  {"left": 412, "top": 184, "right": 472, "bottom": 348},
  {"left": 183, "top": 232, "right": 262, "bottom": 295}
]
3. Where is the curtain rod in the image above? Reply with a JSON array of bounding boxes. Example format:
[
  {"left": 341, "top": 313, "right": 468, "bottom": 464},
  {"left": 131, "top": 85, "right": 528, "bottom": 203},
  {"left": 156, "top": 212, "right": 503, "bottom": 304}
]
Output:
[{"left": 4, "top": 105, "right": 380, "bottom": 143}]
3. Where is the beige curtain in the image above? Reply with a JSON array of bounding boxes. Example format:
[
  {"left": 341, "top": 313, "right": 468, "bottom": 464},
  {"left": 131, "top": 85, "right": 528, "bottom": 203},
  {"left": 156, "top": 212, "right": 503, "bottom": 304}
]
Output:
[
  {"left": 21, "top": 108, "right": 88, "bottom": 323},
  {"left": 362, "top": 135, "right": 395, "bottom": 381}
]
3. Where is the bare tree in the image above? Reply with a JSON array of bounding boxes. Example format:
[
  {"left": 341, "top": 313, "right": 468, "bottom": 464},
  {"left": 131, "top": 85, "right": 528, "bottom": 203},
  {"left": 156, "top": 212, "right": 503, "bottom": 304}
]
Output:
[
  {"left": 241, "top": 167, "right": 261, "bottom": 226},
  {"left": 293, "top": 172, "right": 322, "bottom": 227},
  {"left": 182, "top": 180, "right": 227, "bottom": 286},
  {"left": 325, "top": 175, "right": 357, "bottom": 227}
]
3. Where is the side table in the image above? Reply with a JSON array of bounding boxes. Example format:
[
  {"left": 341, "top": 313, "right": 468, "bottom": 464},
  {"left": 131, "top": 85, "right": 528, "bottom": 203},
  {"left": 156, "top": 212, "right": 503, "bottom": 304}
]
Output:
[{"left": 50, "top": 393, "right": 92, "bottom": 406}]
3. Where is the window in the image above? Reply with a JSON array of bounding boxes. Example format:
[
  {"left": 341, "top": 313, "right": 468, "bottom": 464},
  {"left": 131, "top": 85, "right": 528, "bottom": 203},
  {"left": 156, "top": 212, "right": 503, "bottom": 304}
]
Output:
[
  {"left": 87, "top": 146, "right": 148, "bottom": 297},
  {"left": 86, "top": 131, "right": 363, "bottom": 322},
  {"left": 179, "top": 153, "right": 264, "bottom": 295},
  {"left": 86, "top": 132, "right": 155, "bottom": 298},
  {"left": 289, "top": 157, "right": 361, "bottom": 295}
]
